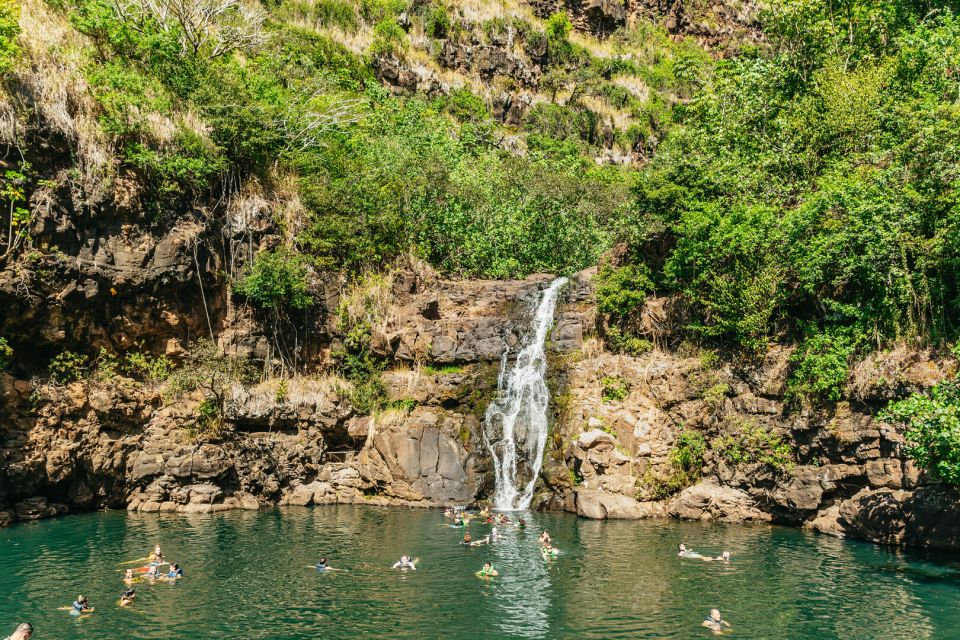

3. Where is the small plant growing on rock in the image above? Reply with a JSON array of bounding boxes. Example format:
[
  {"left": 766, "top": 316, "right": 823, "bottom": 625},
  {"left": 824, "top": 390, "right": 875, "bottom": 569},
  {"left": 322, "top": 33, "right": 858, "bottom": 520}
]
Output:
[
  {"left": 0, "top": 336, "right": 12, "bottom": 369},
  {"left": 711, "top": 421, "right": 794, "bottom": 471},
  {"left": 701, "top": 382, "right": 730, "bottom": 414},
  {"left": 123, "top": 350, "right": 174, "bottom": 383},
  {"left": 601, "top": 376, "right": 631, "bottom": 403},
  {"left": 48, "top": 350, "right": 89, "bottom": 384}
]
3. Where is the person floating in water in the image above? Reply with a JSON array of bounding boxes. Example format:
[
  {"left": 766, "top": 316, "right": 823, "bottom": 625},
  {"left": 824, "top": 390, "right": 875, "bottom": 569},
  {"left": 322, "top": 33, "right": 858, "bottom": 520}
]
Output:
[
  {"left": 518, "top": 518, "right": 526, "bottom": 529},
  {"left": 148, "top": 545, "right": 163, "bottom": 564},
  {"left": 539, "top": 531, "right": 551, "bottom": 547},
  {"left": 165, "top": 563, "right": 184, "bottom": 579},
  {"left": 677, "top": 543, "right": 702, "bottom": 559},
  {"left": 4, "top": 623, "right": 33, "bottom": 640},
  {"left": 123, "top": 569, "right": 136, "bottom": 584},
  {"left": 702, "top": 551, "right": 731, "bottom": 563},
  {"left": 144, "top": 564, "right": 161, "bottom": 579},
  {"left": 463, "top": 532, "right": 473, "bottom": 545},
  {"left": 702, "top": 609, "right": 731, "bottom": 634},
  {"left": 477, "top": 562, "right": 499, "bottom": 577},
  {"left": 392, "top": 555, "right": 417, "bottom": 570},
  {"left": 119, "top": 589, "right": 136, "bottom": 607},
  {"left": 72, "top": 595, "right": 94, "bottom": 614},
  {"left": 315, "top": 557, "right": 331, "bottom": 571}
]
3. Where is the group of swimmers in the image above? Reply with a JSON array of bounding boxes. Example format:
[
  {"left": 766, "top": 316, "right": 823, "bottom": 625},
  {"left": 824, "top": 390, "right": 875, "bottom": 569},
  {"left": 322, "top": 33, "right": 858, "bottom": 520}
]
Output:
[
  {"left": 57, "top": 544, "right": 185, "bottom": 619},
  {"left": 677, "top": 543, "right": 734, "bottom": 634}
]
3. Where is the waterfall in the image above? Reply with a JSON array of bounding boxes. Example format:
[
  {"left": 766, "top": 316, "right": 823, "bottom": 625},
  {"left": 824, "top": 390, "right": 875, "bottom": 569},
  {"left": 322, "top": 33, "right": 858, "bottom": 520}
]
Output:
[{"left": 483, "top": 277, "right": 568, "bottom": 510}]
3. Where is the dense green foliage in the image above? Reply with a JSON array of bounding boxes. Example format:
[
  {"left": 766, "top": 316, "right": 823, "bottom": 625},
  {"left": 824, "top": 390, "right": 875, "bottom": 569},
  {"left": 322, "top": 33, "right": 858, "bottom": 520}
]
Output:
[
  {"left": 0, "top": 0, "right": 19, "bottom": 75},
  {"left": 883, "top": 379, "right": 960, "bottom": 484},
  {"left": 235, "top": 249, "right": 313, "bottom": 312},
  {"left": 15, "top": 0, "right": 960, "bottom": 407}
]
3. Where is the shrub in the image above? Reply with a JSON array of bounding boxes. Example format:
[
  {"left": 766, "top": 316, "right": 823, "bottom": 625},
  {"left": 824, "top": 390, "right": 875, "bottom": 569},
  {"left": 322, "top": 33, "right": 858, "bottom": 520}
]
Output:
[
  {"left": 123, "top": 351, "right": 175, "bottom": 383},
  {"left": 235, "top": 248, "right": 313, "bottom": 312},
  {"left": 0, "top": 0, "right": 20, "bottom": 74},
  {"left": 595, "top": 262, "right": 653, "bottom": 322},
  {"left": 786, "top": 327, "right": 858, "bottom": 406},
  {"left": 641, "top": 429, "right": 709, "bottom": 499},
  {"left": 601, "top": 376, "right": 631, "bottom": 403},
  {"left": 370, "top": 19, "right": 407, "bottom": 57},
  {"left": 49, "top": 351, "right": 90, "bottom": 384},
  {"left": 0, "top": 337, "right": 11, "bottom": 369},
  {"left": 424, "top": 3, "right": 450, "bottom": 39},
  {"left": 711, "top": 423, "right": 794, "bottom": 471},
  {"left": 604, "top": 327, "right": 652, "bottom": 357},
  {"left": 882, "top": 380, "right": 960, "bottom": 484}
]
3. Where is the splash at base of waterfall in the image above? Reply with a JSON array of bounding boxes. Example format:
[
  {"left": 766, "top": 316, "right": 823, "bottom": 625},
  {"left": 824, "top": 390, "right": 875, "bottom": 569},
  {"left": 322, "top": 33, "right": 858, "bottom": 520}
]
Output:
[{"left": 482, "top": 277, "right": 568, "bottom": 511}]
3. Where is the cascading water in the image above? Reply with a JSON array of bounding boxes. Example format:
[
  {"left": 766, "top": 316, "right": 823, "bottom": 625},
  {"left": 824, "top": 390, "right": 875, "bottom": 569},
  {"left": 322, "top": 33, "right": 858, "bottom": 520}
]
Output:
[{"left": 482, "top": 277, "right": 568, "bottom": 510}]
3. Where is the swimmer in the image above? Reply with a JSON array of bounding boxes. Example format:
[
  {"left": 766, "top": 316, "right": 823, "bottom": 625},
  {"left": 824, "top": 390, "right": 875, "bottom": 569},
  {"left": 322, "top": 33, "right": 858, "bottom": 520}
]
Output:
[
  {"left": 477, "top": 562, "right": 499, "bottom": 577},
  {"left": 702, "top": 609, "right": 731, "bottom": 634},
  {"left": 702, "top": 551, "right": 731, "bottom": 563},
  {"left": 463, "top": 532, "right": 473, "bottom": 544},
  {"left": 165, "top": 563, "right": 183, "bottom": 579},
  {"left": 392, "top": 555, "right": 417, "bottom": 570},
  {"left": 541, "top": 544, "right": 559, "bottom": 557},
  {"left": 539, "top": 531, "right": 551, "bottom": 547},
  {"left": 491, "top": 526, "right": 499, "bottom": 541},
  {"left": 4, "top": 623, "right": 33, "bottom": 640},
  {"left": 518, "top": 518, "right": 526, "bottom": 529},
  {"left": 144, "top": 564, "right": 160, "bottom": 579},
  {"left": 119, "top": 589, "right": 136, "bottom": 607},
  {"left": 470, "top": 535, "right": 491, "bottom": 547},
  {"left": 123, "top": 569, "right": 135, "bottom": 584},
  {"left": 72, "top": 595, "right": 94, "bottom": 614},
  {"left": 677, "top": 543, "right": 702, "bottom": 559},
  {"left": 316, "top": 557, "right": 330, "bottom": 571}
]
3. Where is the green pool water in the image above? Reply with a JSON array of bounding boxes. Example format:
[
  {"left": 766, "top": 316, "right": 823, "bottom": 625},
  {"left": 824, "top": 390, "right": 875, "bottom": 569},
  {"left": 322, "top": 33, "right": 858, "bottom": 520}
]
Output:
[{"left": 1, "top": 506, "right": 958, "bottom": 639}]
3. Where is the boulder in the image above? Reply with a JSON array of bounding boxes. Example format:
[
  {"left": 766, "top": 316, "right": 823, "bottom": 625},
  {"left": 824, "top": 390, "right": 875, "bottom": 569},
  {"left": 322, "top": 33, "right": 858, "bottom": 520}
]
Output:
[
  {"left": 573, "top": 488, "right": 664, "bottom": 519},
  {"left": 14, "top": 497, "right": 55, "bottom": 521},
  {"left": 669, "top": 481, "right": 769, "bottom": 523}
]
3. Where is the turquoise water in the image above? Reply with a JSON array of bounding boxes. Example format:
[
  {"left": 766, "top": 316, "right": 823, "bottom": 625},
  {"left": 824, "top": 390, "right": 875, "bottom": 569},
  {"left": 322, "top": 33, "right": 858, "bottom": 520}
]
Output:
[{"left": 1, "top": 506, "right": 959, "bottom": 639}]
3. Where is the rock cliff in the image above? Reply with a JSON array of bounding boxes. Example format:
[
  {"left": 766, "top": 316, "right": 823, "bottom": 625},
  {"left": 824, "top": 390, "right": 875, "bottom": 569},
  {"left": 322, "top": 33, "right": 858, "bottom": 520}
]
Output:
[{"left": 3, "top": 265, "right": 959, "bottom": 550}]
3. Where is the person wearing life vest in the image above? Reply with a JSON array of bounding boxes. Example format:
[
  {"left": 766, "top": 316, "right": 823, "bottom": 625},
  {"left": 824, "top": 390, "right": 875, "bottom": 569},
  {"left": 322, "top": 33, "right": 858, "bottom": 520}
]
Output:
[
  {"left": 702, "top": 609, "right": 731, "bottom": 634},
  {"left": 119, "top": 589, "right": 136, "bottom": 607},
  {"left": 477, "top": 562, "right": 498, "bottom": 577},
  {"left": 72, "top": 595, "right": 93, "bottom": 613}
]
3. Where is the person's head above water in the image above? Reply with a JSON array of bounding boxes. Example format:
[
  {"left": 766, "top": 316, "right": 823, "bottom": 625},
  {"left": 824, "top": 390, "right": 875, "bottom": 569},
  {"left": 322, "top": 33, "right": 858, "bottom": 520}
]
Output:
[
  {"left": 10, "top": 623, "right": 33, "bottom": 640},
  {"left": 709, "top": 609, "right": 722, "bottom": 621},
  {"left": 678, "top": 543, "right": 687, "bottom": 552},
  {"left": 483, "top": 562, "right": 491, "bottom": 569},
  {"left": 318, "top": 557, "right": 327, "bottom": 564},
  {"left": 720, "top": 552, "right": 730, "bottom": 561}
]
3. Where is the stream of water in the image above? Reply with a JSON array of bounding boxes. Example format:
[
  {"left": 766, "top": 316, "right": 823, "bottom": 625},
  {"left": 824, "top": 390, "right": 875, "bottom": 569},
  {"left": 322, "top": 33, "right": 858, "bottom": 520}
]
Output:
[
  {"left": 482, "top": 277, "right": 568, "bottom": 510},
  {"left": 1, "top": 507, "right": 959, "bottom": 639}
]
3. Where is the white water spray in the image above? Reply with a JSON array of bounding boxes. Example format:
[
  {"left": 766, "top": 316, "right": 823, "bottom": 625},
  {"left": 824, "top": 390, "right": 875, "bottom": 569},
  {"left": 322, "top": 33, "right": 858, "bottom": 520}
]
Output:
[{"left": 483, "top": 277, "right": 568, "bottom": 510}]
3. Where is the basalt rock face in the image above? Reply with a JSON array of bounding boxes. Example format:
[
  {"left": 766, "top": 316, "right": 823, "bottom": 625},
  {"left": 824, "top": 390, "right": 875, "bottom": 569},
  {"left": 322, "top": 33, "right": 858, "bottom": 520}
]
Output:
[
  {"left": 0, "top": 273, "right": 557, "bottom": 521},
  {"left": 538, "top": 272, "right": 960, "bottom": 550}
]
